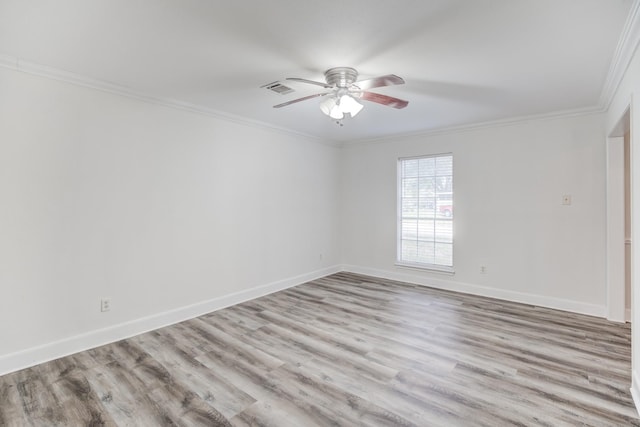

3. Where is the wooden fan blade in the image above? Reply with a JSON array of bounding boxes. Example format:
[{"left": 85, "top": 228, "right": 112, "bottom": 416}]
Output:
[
  {"left": 356, "top": 74, "right": 405, "bottom": 90},
  {"left": 273, "top": 92, "right": 328, "bottom": 108},
  {"left": 286, "top": 77, "right": 333, "bottom": 88},
  {"left": 361, "top": 91, "right": 409, "bottom": 109}
]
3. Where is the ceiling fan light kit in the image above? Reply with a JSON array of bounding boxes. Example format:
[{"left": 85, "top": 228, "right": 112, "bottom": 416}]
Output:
[
  {"left": 319, "top": 91, "right": 364, "bottom": 120},
  {"left": 272, "top": 67, "right": 408, "bottom": 122}
]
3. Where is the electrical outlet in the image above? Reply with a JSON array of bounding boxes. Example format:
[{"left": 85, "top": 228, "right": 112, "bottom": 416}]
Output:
[
  {"left": 480, "top": 265, "right": 487, "bottom": 274},
  {"left": 101, "top": 298, "right": 111, "bottom": 312}
]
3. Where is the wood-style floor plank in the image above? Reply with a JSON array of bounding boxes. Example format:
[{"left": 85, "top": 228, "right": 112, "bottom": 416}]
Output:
[{"left": 0, "top": 272, "right": 638, "bottom": 426}]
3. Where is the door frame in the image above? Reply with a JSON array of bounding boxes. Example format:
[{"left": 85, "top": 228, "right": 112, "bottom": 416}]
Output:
[{"left": 606, "top": 106, "right": 631, "bottom": 322}]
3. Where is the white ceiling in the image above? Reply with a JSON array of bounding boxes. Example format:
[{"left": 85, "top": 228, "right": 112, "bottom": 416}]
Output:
[{"left": 0, "top": 0, "right": 634, "bottom": 142}]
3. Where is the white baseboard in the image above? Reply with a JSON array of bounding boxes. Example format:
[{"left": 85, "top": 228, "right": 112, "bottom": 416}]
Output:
[
  {"left": 340, "top": 264, "right": 606, "bottom": 318},
  {"left": 0, "top": 263, "right": 611, "bottom": 376},
  {"left": 632, "top": 370, "right": 640, "bottom": 417},
  {"left": 0, "top": 265, "right": 341, "bottom": 376}
]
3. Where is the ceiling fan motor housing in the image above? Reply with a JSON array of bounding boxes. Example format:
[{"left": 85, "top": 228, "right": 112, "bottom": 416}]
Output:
[{"left": 325, "top": 67, "right": 359, "bottom": 88}]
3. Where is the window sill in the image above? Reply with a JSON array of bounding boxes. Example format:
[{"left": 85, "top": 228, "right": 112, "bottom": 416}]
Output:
[{"left": 395, "top": 262, "right": 455, "bottom": 275}]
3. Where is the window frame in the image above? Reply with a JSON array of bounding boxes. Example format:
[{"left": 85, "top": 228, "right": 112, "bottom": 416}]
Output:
[{"left": 396, "top": 153, "right": 454, "bottom": 274}]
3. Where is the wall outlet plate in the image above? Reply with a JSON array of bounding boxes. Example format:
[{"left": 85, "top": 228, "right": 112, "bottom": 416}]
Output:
[{"left": 101, "top": 298, "right": 111, "bottom": 312}]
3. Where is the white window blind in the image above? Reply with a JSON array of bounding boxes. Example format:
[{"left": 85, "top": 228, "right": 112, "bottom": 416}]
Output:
[{"left": 397, "top": 154, "right": 453, "bottom": 269}]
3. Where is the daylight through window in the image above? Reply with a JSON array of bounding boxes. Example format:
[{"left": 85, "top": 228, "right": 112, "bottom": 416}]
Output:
[{"left": 397, "top": 154, "right": 453, "bottom": 270}]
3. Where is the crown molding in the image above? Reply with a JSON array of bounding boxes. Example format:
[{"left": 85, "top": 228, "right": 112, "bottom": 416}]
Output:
[
  {"left": 599, "top": 0, "right": 640, "bottom": 110},
  {"left": 0, "top": 53, "right": 341, "bottom": 147},
  {"left": 343, "top": 106, "right": 604, "bottom": 147}
]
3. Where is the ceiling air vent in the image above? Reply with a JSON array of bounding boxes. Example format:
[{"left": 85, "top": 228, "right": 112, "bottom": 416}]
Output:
[{"left": 262, "top": 81, "right": 294, "bottom": 95}]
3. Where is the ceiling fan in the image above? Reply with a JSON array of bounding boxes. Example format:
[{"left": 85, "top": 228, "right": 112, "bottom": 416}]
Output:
[{"left": 273, "top": 67, "right": 409, "bottom": 120}]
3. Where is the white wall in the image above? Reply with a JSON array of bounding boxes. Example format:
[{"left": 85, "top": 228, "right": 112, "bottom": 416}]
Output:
[
  {"left": 0, "top": 67, "right": 341, "bottom": 373},
  {"left": 340, "top": 114, "right": 607, "bottom": 315},
  {"left": 606, "top": 30, "right": 640, "bottom": 410},
  {"left": 0, "top": 51, "right": 626, "bottom": 379}
]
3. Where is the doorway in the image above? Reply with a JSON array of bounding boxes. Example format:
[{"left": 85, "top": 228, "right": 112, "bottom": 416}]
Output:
[{"left": 607, "top": 107, "right": 631, "bottom": 322}]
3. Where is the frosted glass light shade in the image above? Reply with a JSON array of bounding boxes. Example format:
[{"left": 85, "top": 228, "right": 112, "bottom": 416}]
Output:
[
  {"left": 320, "top": 93, "right": 363, "bottom": 119},
  {"left": 329, "top": 105, "right": 344, "bottom": 119},
  {"left": 320, "top": 96, "right": 344, "bottom": 119},
  {"left": 320, "top": 96, "right": 337, "bottom": 115},
  {"left": 339, "top": 94, "right": 363, "bottom": 117}
]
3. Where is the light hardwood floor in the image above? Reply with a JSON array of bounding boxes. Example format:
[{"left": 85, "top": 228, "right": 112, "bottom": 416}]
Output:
[{"left": 0, "top": 272, "right": 638, "bottom": 426}]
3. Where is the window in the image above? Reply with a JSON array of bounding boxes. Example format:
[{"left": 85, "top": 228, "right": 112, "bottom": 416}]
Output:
[{"left": 397, "top": 154, "right": 453, "bottom": 271}]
